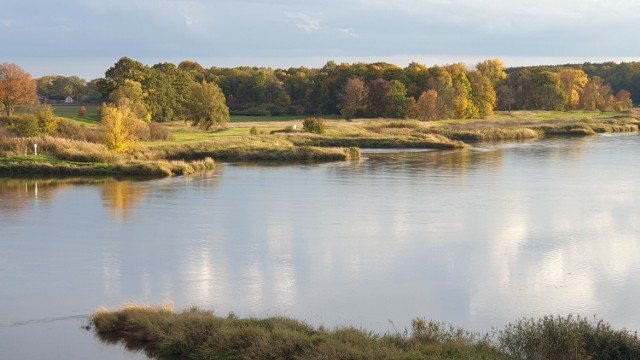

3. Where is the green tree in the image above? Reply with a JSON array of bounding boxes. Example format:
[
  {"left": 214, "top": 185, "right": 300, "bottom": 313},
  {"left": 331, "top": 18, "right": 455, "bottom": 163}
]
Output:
[
  {"left": 384, "top": 80, "right": 413, "bottom": 118},
  {"left": 0, "top": 63, "right": 37, "bottom": 116},
  {"left": 109, "top": 80, "right": 151, "bottom": 121},
  {"left": 185, "top": 82, "right": 230, "bottom": 130}
]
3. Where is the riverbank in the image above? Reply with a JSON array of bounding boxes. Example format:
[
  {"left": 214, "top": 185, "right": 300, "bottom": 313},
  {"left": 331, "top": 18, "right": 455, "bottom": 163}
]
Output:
[
  {"left": 92, "top": 305, "right": 640, "bottom": 360},
  {"left": 1, "top": 110, "right": 638, "bottom": 177}
]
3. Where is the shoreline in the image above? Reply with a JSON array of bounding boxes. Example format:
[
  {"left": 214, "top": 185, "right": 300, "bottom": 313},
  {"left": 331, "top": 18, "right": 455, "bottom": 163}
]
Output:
[
  {"left": 91, "top": 305, "right": 640, "bottom": 360},
  {"left": 1, "top": 113, "right": 638, "bottom": 178}
]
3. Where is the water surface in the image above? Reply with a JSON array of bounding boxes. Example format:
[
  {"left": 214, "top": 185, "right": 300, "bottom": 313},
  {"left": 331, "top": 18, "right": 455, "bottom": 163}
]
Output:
[{"left": 1, "top": 134, "right": 640, "bottom": 358}]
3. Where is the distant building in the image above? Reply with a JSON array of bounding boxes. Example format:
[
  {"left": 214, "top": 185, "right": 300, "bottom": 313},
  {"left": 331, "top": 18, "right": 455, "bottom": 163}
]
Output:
[
  {"left": 46, "top": 96, "right": 66, "bottom": 104},
  {"left": 44, "top": 96, "right": 75, "bottom": 104}
]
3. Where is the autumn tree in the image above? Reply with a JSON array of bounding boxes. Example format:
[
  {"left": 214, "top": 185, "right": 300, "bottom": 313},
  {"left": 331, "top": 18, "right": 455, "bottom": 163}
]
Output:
[
  {"left": 339, "top": 77, "right": 368, "bottom": 120},
  {"left": 468, "top": 71, "right": 496, "bottom": 117},
  {"left": 100, "top": 102, "right": 142, "bottom": 152},
  {"left": 613, "top": 90, "right": 632, "bottom": 111},
  {"left": 367, "top": 79, "right": 391, "bottom": 117},
  {"left": 559, "top": 69, "right": 588, "bottom": 110},
  {"left": 476, "top": 59, "right": 507, "bottom": 86},
  {"left": 580, "top": 76, "right": 613, "bottom": 110},
  {"left": 184, "top": 82, "right": 230, "bottom": 130},
  {"left": 411, "top": 90, "right": 439, "bottom": 121},
  {"left": 0, "top": 63, "right": 37, "bottom": 116}
]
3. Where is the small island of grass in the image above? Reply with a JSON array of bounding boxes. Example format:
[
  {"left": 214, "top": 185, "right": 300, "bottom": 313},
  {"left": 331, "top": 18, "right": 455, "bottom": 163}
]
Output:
[{"left": 91, "top": 304, "right": 640, "bottom": 360}]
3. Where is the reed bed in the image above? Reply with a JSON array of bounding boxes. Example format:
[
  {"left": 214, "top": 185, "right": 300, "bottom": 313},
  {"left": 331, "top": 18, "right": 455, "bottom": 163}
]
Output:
[{"left": 92, "top": 305, "right": 640, "bottom": 360}]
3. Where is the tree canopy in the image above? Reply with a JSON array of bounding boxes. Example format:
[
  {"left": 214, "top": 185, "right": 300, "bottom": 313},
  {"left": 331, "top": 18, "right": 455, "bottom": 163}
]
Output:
[{"left": 0, "top": 63, "right": 37, "bottom": 116}]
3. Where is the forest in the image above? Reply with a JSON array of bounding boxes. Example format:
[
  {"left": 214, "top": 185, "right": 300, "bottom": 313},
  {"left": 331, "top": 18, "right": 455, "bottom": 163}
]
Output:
[{"left": 35, "top": 57, "right": 638, "bottom": 123}]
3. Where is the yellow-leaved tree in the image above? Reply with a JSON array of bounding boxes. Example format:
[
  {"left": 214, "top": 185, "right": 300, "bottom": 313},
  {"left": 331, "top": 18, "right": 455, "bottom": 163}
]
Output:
[{"left": 101, "top": 102, "right": 140, "bottom": 152}]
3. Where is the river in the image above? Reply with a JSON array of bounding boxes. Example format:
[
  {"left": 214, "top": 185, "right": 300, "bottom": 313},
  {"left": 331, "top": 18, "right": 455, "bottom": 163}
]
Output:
[{"left": 1, "top": 133, "right": 640, "bottom": 359}]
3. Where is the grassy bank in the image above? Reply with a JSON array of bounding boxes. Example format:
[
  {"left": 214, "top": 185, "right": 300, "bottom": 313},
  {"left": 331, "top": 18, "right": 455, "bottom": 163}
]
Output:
[
  {"left": 0, "top": 155, "right": 214, "bottom": 177},
  {"left": 1, "top": 110, "right": 637, "bottom": 177},
  {"left": 92, "top": 305, "right": 640, "bottom": 360}
]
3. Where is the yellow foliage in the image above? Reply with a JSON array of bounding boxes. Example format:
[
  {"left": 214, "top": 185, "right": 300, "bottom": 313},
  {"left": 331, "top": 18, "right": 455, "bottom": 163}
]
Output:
[{"left": 101, "top": 103, "right": 140, "bottom": 152}]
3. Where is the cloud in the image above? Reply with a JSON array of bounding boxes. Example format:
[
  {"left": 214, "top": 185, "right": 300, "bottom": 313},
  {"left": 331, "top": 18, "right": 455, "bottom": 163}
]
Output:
[
  {"left": 339, "top": 28, "right": 358, "bottom": 37},
  {"left": 1, "top": 19, "right": 12, "bottom": 28},
  {"left": 284, "top": 12, "right": 322, "bottom": 32}
]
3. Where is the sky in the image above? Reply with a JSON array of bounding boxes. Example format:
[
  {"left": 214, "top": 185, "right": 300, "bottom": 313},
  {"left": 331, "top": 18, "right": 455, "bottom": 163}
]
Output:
[{"left": 2, "top": 0, "right": 639, "bottom": 80}]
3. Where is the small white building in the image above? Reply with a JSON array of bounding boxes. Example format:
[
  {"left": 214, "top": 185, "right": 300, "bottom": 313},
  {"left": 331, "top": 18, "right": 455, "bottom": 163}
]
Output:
[{"left": 64, "top": 96, "right": 74, "bottom": 104}]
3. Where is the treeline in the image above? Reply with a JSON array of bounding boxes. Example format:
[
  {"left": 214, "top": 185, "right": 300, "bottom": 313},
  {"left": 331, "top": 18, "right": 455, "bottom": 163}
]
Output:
[{"left": 36, "top": 57, "right": 638, "bottom": 122}]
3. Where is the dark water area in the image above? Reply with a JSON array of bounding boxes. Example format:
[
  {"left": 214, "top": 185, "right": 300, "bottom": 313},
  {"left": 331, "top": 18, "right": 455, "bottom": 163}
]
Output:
[{"left": 1, "top": 133, "right": 640, "bottom": 359}]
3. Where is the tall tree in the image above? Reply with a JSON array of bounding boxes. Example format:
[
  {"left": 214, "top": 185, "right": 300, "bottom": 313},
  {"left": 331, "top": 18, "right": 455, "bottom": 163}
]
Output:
[
  {"left": 109, "top": 80, "right": 150, "bottom": 121},
  {"left": 559, "top": 69, "right": 588, "bottom": 110},
  {"left": 411, "top": 90, "right": 439, "bottom": 121},
  {"left": 0, "top": 63, "right": 37, "bottom": 116},
  {"left": 384, "top": 80, "right": 413, "bottom": 118},
  {"left": 339, "top": 77, "right": 368, "bottom": 120},
  {"left": 185, "top": 82, "right": 230, "bottom": 130},
  {"left": 367, "top": 79, "right": 390, "bottom": 117},
  {"left": 468, "top": 71, "right": 496, "bottom": 117},
  {"left": 476, "top": 59, "right": 507, "bottom": 86}
]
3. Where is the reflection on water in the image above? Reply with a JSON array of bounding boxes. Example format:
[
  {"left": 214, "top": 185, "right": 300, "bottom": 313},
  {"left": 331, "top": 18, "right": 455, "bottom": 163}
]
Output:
[
  {"left": 101, "top": 182, "right": 148, "bottom": 221},
  {"left": 1, "top": 134, "right": 640, "bottom": 359}
]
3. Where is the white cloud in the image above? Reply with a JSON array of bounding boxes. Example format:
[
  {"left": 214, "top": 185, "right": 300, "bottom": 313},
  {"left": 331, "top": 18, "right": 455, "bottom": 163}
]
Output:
[
  {"left": 339, "top": 28, "right": 358, "bottom": 37},
  {"left": 284, "top": 12, "right": 322, "bottom": 32},
  {"left": 1, "top": 19, "right": 12, "bottom": 28}
]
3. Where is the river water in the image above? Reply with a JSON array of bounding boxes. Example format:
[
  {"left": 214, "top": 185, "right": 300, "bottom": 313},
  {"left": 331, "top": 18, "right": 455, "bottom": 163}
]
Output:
[{"left": 1, "top": 134, "right": 640, "bottom": 359}]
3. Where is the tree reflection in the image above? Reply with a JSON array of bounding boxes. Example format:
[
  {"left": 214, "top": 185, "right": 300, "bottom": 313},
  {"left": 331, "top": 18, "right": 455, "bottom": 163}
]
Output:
[
  {"left": 101, "top": 181, "right": 148, "bottom": 221},
  {"left": 0, "top": 178, "right": 107, "bottom": 215}
]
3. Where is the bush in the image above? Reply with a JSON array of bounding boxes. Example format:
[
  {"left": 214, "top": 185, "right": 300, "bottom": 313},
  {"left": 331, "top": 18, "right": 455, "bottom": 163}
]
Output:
[
  {"left": 303, "top": 117, "right": 326, "bottom": 134},
  {"left": 34, "top": 105, "right": 58, "bottom": 135},
  {"left": 498, "top": 315, "right": 640, "bottom": 359},
  {"left": 149, "top": 122, "right": 174, "bottom": 141},
  {"left": 56, "top": 119, "right": 103, "bottom": 143},
  {"left": 249, "top": 126, "right": 258, "bottom": 136},
  {"left": 78, "top": 106, "right": 87, "bottom": 117},
  {"left": 11, "top": 115, "right": 41, "bottom": 137}
]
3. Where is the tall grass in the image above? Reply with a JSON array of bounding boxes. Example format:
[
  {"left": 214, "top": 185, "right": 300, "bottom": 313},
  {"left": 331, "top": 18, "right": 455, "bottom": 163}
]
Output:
[
  {"left": 92, "top": 306, "right": 640, "bottom": 360},
  {"left": 92, "top": 305, "right": 504, "bottom": 360}
]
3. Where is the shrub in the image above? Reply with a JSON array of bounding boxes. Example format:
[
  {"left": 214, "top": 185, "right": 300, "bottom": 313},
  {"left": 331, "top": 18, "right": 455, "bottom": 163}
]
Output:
[
  {"left": 303, "top": 117, "right": 326, "bottom": 134},
  {"left": 33, "top": 105, "right": 58, "bottom": 135},
  {"left": 497, "top": 315, "right": 640, "bottom": 359},
  {"left": 249, "top": 126, "right": 258, "bottom": 136},
  {"left": 11, "top": 115, "right": 41, "bottom": 137},
  {"left": 149, "top": 122, "right": 174, "bottom": 141},
  {"left": 56, "top": 119, "right": 103, "bottom": 143},
  {"left": 78, "top": 106, "right": 87, "bottom": 117}
]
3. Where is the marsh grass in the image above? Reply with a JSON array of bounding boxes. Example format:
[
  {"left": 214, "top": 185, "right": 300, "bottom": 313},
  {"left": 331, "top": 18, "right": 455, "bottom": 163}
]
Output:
[
  {"left": 91, "top": 305, "right": 504, "bottom": 360},
  {"left": 92, "top": 306, "right": 640, "bottom": 360}
]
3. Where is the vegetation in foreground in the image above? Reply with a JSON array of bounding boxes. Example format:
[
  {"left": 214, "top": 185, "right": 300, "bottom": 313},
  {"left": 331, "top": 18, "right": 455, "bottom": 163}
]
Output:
[{"left": 92, "top": 305, "right": 640, "bottom": 360}]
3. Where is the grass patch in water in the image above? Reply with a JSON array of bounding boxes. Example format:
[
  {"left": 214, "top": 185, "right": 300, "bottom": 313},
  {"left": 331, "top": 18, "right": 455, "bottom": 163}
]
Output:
[{"left": 91, "top": 305, "right": 640, "bottom": 360}]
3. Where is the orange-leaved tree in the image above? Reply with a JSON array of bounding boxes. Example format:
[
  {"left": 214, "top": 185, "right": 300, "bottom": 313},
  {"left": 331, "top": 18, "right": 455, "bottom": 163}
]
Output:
[{"left": 0, "top": 63, "right": 37, "bottom": 116}]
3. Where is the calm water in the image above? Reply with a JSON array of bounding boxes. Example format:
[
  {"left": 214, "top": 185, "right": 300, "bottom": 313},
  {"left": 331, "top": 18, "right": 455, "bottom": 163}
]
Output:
[{"left": 2, "top": 134, "right": 640, "bottom": 359}]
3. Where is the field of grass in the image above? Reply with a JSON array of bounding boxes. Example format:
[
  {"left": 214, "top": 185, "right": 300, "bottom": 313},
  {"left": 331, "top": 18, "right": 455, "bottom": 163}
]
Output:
[{"left": 92, "top": 305, "right": 640, "bottom": 360}]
